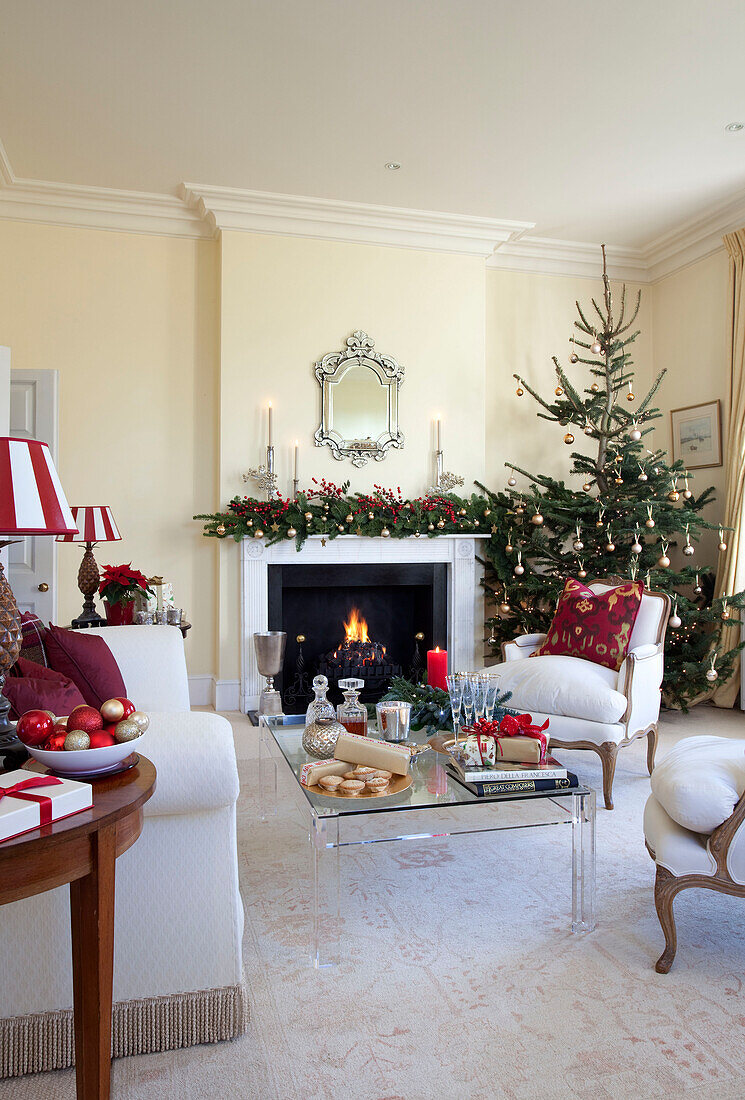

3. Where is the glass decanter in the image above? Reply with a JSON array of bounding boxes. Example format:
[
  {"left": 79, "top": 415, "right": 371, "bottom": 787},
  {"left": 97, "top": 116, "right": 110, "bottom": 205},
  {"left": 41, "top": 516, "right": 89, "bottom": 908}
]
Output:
[
  {"left": 305, "top": 675, "right": 336, "bottom": 725},
  {"left": 336, "top": 677, "right": 368, "bottom": 737}
]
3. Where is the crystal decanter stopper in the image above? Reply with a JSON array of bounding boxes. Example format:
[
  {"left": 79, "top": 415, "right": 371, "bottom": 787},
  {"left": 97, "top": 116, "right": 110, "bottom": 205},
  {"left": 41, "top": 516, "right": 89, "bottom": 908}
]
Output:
[{"left": 305, "top": 675, "right": 335, "bottom": 725}]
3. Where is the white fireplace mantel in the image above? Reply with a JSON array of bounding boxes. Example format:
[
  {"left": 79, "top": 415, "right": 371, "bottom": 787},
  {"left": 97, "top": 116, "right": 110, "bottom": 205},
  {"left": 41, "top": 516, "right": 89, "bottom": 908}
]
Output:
[{"left": 240, "top": 534, "right": 488, "bottom": 712}]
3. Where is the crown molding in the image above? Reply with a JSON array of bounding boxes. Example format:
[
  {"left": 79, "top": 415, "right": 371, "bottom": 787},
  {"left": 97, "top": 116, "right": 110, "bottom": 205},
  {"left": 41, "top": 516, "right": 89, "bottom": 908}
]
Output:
[
  {"left": 487, "top": 236, "right": 649, "bottom": 282},
  {"left": 0, "top": 138, "right": 209, "bottom": 238},
  {"left": 180, "top": 182, "right": 535, "bottom": 257},
  {"left": 643, "top": 191, "right": 744, "bottom": 282}
]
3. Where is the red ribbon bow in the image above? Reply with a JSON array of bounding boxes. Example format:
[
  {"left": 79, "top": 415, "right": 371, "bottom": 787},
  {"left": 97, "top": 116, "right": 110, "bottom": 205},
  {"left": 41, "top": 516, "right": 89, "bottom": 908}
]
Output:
[
  {"left": 465, "top": 714, "right": 550, "bottom": 764},
  {"left": 0, "top": 775, "right": 63, "bottom": 826}
]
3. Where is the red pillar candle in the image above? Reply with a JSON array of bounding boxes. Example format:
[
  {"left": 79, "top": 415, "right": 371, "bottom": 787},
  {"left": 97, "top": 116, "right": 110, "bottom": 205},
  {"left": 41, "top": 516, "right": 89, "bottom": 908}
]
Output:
[{"left": 427, "top": 646, "right": 448, "bottom": 691}]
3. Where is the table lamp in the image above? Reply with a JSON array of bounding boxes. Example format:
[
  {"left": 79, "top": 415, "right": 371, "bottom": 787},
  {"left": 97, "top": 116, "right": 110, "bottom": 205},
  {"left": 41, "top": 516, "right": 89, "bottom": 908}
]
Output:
[
  {"left": 56, "top": 506, "right": 121, "bottom": 628},
  {"left": 0, "top": 437, "right": 77, "bottom": 748}
]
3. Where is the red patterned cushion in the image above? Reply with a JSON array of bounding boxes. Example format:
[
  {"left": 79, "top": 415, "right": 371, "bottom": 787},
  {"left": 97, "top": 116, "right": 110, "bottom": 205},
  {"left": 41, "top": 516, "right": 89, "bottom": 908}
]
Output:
[
  {"left": 44, "top": 625, "right": 126, "bottom": 709},
  {"left": 20, "top": 612, "right": 48, "bottom": 667},
  {"left": 536, "top": 579, "right": 644, "bottom": 672}
]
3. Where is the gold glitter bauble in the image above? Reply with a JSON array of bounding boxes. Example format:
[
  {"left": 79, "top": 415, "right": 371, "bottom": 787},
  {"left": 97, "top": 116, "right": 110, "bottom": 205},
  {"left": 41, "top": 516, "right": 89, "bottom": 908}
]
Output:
[
  {"left": 114, "top": 719, "right": 141, "bottom": 743},
  {"left": 64, "top": 730, "right": 90, "bottom": 751}
]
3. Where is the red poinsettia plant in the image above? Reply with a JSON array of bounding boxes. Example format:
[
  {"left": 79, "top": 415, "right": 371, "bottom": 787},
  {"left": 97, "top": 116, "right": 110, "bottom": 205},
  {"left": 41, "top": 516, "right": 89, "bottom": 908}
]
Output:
[{"left": 98, "top": 564, "right": 153, "bottom": 606}]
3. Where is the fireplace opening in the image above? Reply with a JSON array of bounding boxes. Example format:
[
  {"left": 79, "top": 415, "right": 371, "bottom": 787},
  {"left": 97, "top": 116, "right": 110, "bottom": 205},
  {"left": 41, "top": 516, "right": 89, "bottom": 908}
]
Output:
[{"left": 268, "top": 563, "right": 447, "bottom": 710}]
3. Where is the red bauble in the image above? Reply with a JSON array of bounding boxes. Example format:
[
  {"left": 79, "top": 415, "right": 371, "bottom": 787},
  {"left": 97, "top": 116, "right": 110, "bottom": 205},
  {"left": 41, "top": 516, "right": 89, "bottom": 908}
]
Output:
[
  {"left": 89, "top": 729, "right": 117, "bottom": 749},
  {"left": 67, "top": 706, "right": 104, "bottom": 734},
  {"left": 16, "top": 710, "right": 54, "bottom": 747},
  {"left": 117, "top": 698, "right": 136, "bottom": 719},
  {"left": 44, "top": 732, "right": 67, "bottom": 752}
]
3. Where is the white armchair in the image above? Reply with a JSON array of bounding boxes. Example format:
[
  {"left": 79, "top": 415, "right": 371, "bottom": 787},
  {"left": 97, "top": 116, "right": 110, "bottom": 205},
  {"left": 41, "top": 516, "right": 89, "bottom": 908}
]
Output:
[
  {"left": 644, "top": 735, "right": 745, "bottom": 972},
  {"left": 495, "top": 582, "right": 671, "bottom": 809}
]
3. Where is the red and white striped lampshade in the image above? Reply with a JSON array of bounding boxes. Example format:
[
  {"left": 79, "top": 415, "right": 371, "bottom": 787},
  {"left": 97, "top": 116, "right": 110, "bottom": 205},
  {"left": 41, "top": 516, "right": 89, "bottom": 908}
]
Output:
[
  {"left": 56, "top": 506, "right": 121, "bottom": 544},
  {"left": 0, "top": 437, "right": 77, "bottom": 536}
]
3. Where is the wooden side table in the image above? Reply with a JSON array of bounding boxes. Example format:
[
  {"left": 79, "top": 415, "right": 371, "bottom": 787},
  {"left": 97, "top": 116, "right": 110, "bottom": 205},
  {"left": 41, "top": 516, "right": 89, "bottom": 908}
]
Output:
[{"left": 0, "top": 756, "right": 157, "bottom": 1099}]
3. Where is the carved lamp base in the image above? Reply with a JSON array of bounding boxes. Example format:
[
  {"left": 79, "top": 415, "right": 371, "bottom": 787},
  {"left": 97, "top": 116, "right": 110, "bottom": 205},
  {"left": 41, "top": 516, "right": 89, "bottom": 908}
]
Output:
[
  {"left": 0, "top": 553, "right": 24, "bottom": 751},
  {"left": 72, "top": 542, "right": 105, "bottom": 629}
]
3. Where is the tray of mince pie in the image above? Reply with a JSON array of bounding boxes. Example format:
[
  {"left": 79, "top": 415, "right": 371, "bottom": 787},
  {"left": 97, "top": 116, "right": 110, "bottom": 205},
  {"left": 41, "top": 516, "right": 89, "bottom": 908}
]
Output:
[{"left": 300, "top": 731, "right": 414, "bottom": 799}]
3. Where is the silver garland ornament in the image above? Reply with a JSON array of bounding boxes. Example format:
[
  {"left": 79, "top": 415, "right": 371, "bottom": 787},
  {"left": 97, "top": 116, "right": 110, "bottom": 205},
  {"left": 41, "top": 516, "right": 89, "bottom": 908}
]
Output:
[{"left": 514, "top": 550, "right": 524, "bottom": 576}]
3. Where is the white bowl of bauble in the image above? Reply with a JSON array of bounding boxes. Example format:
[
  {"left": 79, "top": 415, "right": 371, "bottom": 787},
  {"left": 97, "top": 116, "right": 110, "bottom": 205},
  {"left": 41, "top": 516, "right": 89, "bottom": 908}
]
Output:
[{"left": 17, "top": 698, "right": 149, "bottom": 777}]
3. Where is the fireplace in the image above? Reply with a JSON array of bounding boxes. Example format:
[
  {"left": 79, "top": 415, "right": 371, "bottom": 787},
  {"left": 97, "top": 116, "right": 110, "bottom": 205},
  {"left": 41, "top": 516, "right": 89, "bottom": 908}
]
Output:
[
  {"left": 239, "top": 534, "right": 487, "bottom": 715},
  {"left": 268, "top": 562, "right": 447, "bottom": 707}
]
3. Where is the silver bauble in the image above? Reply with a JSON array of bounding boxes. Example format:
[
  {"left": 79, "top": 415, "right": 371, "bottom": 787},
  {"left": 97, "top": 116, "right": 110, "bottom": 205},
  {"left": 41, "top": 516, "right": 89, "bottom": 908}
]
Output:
[
  {"left": 630, "top": 429, "right": 642, "bottom": 441},
  {"left": 706, "top": 668, "right": 719, "bottom": 682},
  {"left": 638, "top": 472, "right": 648, "bottom": 481},
  {"left": 115, "top": 719, "right": 141, "bottom": 743},
  {"left": 573, "top": 539, "right": 584, "bottom": 551},
  {"left": 570, "top": 352, "right": 579, "bottom": 364},
  {"left": 682, "top": 544, "right": 695, "bottom": 556},
  {"left": 645, "top": 518, "right": 656, "bottom": 528},
  {"left": 590, "top": 339, "right": 602, "bottom": 355},
  {"left": 631, "top": 541, "right": 642, "bottom": 554},
  {"left": 64, "top": 730, "right": 90, "bottom": 751},
  {"left": 669, "top": 614, "right": 682, "bottom": 629},
  {"left": 130, "top": 711, "right": 150, "bottom": 732},
  {"left": 514, "top": 564, "right": 525, "bottom": 575},
  {"left": 301, "top": 717, "right": 346, "bottom": 759},
  {"left": 508, "top": 475, "right": 516, "bottom": 486},
  {"left": 719, "top": 541, "right": 728, "bottom": 552},
  {"left": 683, "top": 489, "right": 692, "bottom": 499}
]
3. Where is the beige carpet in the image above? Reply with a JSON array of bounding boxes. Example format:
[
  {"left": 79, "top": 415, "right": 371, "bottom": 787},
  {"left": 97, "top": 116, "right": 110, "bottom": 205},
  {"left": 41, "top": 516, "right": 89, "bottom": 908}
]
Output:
[{"left": 2, "top": 704, "right": 745, "bottom": 1100}]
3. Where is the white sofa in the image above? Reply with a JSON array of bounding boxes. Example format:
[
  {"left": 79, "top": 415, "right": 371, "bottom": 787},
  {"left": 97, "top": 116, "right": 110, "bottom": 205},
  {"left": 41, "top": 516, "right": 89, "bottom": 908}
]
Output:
[{"left": 0, "top": 626, "right": 247, "bottom": 1077}]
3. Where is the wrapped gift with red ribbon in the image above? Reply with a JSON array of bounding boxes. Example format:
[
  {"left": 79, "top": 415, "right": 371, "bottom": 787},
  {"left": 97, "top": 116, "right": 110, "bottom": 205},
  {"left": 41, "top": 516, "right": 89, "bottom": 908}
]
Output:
[
  {"left": 462, "top": 714, "right": 550, "bottom": 765},
  {"left": 0, "top": 770, "right": 93, "bottom": 843}
]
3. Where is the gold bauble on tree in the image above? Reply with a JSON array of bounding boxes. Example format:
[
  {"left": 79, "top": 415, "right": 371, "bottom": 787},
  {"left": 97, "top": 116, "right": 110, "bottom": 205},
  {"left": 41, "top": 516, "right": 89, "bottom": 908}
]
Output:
[
  {"left": 590, "top": 382, "right": 600, "bottom": 393},
  {"left": 564, "top": 433, "right": 574, "bottom": 445},
  {"left": 516, "top": 386, "right": 524, "bottom": 396},
  {"left": 555, "top": 386, "right": 564, "bottom": 396},
  {"left": 531, "top": 512, "right": 544, "bottom": 525},
  {"left": 216, "top": 523, "right": 226, "bottom": 536}
]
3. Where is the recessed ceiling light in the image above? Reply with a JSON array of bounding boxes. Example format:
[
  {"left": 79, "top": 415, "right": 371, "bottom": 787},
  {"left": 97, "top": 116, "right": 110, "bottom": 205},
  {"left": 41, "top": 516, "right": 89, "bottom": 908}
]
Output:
[
  {"left": 725, "top": 122, "right": 744, "bottom": 132},
  {"left": 385, "top": 162, "right": 401, "bottom": 170}
]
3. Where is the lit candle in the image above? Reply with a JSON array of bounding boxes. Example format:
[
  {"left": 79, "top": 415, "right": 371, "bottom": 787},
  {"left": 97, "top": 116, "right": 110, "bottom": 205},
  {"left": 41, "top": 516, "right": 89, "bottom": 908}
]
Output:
[
  {"left": 427, "top": 646, "right": 448, "bottom": 691},
  {"left": 268, "top": 402, "right": 273, "bottom": 447},
  {"left": 436, "top": 416, "right": 442, "bottom": 452},
  {"left": 294, "top": 439, "right": 299, "bottom": 483}
]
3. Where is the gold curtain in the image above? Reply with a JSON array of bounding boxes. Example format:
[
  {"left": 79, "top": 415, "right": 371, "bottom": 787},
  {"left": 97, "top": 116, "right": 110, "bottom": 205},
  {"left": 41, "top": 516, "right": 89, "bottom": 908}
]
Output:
[{"left": 712, "top": 228, "right": 745, "bottom": 706}]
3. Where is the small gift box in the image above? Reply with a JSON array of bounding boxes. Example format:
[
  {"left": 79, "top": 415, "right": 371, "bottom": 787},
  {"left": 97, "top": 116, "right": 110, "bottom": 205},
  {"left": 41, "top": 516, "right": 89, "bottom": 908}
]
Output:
[
  {"left": 0, "top": 770, "right": 93, "bottom": 843},
  {"left": 462, "top": 714, "right": 550, "bottom": 765}
]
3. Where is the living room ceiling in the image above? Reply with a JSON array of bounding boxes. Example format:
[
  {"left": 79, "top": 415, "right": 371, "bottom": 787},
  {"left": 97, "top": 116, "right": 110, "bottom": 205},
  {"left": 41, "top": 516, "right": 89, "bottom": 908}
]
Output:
[{"left": 0, "top": 0, "right": 744, "bottom": 251}]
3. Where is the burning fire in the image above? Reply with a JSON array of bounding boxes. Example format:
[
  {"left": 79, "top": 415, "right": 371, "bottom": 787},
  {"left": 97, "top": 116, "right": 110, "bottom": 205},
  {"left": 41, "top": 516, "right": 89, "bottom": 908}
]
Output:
[{"left": 344, "top": 607, "right": 370, "bottom": 644}]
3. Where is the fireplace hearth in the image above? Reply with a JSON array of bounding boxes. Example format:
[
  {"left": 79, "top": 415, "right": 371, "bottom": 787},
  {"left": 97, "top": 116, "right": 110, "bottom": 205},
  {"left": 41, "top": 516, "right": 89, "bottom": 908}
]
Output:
[{"left": 268, "top": 562, "right": 446, "bottom": 709}]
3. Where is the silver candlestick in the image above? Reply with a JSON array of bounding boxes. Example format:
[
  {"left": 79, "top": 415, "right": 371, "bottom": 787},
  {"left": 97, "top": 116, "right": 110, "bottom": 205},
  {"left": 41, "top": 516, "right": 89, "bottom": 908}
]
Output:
[
  {"left": 244, "top": 444, "right": 279, "bottom": 501},
  {"left": 427, "top": 449, "right": 465, "bottom": 496},
  {"left": 253, "top": 631, "right": 287, "bottom": 716}
]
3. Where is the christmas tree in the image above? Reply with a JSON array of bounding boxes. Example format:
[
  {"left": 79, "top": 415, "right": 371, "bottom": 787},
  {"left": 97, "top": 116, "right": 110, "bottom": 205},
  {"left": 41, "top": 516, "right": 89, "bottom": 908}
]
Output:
[{"left": 480, "top": 246, "right": 744, "bottom": 710}]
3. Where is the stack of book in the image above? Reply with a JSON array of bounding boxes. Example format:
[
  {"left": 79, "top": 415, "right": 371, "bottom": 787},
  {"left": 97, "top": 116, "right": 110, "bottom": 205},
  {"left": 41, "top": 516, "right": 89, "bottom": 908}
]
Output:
[{"left": 445, "top": 753, "right": 578, "bottom": 796}]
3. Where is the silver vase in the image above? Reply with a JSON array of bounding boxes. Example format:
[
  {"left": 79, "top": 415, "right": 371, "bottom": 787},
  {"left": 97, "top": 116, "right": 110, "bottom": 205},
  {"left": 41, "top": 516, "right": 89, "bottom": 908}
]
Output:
[
  {"left": 302, "top": 717, "right": 346, "bottom": 759},
  {"left": 253, "top": 631, "right": 287, "bottom": 716}
]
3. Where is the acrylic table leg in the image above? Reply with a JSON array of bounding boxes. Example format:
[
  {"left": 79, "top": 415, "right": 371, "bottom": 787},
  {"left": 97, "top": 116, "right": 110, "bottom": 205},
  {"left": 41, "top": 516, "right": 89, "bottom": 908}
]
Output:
[
  {"left": 258, "top": 721, "right": 277, "bottom": 823},
  {"left": 571, "top": 789, "right": 596, "bottom": 934},
  {"left": 310, "top": 815, "right": 340, "bottom": 968}
]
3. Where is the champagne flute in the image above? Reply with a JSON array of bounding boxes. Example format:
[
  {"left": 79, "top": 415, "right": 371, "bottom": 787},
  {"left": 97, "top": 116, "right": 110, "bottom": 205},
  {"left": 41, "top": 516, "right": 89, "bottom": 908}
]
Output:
[
  {"left": 461, "top": 674, "right": 475, "bottom": 730},
  {"left": 446, "top": 673, "right": 464, "bottom": 737},
  {"left": 471, "top": 674, "right": 488, "bottom": 724},
  {"left": 485, "top": 673, "right": 501, "bottom": 722}
]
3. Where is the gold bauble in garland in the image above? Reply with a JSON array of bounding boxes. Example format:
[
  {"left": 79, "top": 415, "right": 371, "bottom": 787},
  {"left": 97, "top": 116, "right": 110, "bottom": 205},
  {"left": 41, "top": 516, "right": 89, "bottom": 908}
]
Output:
[
  {"left": 346, "top": 514, "right": 354, "bottom": 523},
  {"left": 254, "top": 529, "right": 264, "bottom": 539},
  {"left": 338, "top": 524, "right": 345, "bottom": 532},
  {"left": 381, "top": 527, "right": 391, "bottom": 537},
  {"left": 413, "top": 530, "right": 421, "bottom": 538},
  {"left": 304, "top": 512, "right": 313, "bottom": 521},
  {"left": 428, "top": 523, "right": 435, "bottom": 531},
  {"left": 483, "top": 507, "right": 491, "bottom": 516},
  {"left": 216, "top": 523, "right": 226, "bottom": 536},
  {"left": 368, "top": 511, "right": 375, "bottom": 519},
  {"left": 247, "top": 519, "right": 253, "bottom": 527},
  {"left": 436, "top": 519, "right": 446, "bottom": 529},
  {"left": 286, "top": 527, "right": 297, "bottom": 538},
  {"left": 459, "top": 508, "right": 467, "bottom": 516}
]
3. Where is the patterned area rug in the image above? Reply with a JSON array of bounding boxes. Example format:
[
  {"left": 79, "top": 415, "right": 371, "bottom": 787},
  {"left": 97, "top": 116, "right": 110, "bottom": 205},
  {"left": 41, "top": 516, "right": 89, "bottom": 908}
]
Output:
[{"left": 2, "top": 705, "right": 745, "bottom": 1100}]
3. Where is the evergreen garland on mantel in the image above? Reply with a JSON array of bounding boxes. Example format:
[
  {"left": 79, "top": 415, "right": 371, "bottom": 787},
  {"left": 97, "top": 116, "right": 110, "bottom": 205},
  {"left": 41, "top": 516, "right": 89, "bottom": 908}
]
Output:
[{"left": 195, "top": 479, "right": 494, "bottom": 549}]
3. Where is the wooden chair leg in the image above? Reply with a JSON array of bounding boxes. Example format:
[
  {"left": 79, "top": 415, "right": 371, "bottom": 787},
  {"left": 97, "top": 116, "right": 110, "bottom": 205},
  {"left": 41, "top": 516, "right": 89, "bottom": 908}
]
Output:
[
  {"left": 653, "top": 865, "right": 681, "bottom": 973},
  {"left": 598, "top": 742, "right": 618, "bottom": 810},
  {"left": 647, "top": 726, "right": 658, "bottom": 775}
]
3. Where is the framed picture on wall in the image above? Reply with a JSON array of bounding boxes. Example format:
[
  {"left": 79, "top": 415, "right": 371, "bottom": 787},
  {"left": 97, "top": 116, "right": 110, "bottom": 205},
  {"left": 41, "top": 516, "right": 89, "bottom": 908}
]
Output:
[{"left": 670, "top": 400, "right": 722, "bottom": 469}]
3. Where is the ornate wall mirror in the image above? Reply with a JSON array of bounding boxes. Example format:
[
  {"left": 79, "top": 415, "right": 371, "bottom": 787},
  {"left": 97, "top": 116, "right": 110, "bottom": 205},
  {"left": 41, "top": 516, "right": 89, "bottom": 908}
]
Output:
[{"left": 314, "top": 331, "right": 404, "bottom": 467}]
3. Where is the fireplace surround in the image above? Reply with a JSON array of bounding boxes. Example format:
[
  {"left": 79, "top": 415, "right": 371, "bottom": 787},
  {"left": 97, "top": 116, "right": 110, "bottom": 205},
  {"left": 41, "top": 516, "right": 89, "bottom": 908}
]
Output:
[{"left": 240, "top": 534, "right": 487, "bottom": 713}]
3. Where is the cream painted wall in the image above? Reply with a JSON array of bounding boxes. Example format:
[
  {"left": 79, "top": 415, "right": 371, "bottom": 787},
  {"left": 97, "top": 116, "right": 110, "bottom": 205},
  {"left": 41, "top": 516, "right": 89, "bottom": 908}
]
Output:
[
  {"left": 217, "top": 231, "right": 487, "bottom": 680},
  {"left": 651, "top": 249, "right": 730, "bottom": 565},
  {"left": 486, "top": 269, "right": 654, "bottom": 492},
  {"left": 0, "top": 221, "right": 220, "bottom": 677}
]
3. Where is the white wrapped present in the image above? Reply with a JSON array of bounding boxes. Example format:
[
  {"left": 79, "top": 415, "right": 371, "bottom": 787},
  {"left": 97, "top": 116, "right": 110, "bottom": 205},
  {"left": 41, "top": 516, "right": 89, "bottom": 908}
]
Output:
[{"left": 0, "top": 770, "right": 93, "bottom": 843}]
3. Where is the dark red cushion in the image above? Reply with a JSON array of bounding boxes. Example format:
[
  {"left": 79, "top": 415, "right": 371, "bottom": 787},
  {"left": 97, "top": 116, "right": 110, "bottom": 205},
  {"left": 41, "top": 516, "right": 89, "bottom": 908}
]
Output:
[
  {"left": 4, "top": 665, "right": 87, "bottom": 720},
  {"left": 9, "top": 656, "right": 63, "bottom": 680},
  {"left": 44, "top": 625, "right": 126, "bottom": 709},
  {"left": 536, "top": 579, "right": 644, "bottom": 671}
]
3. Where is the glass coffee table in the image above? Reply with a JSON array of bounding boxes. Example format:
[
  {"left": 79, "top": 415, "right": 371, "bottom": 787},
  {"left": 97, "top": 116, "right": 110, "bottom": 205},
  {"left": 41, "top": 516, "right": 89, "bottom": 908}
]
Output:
[{"left": 259, "top": 715, "right": 596, "bottom": 967}]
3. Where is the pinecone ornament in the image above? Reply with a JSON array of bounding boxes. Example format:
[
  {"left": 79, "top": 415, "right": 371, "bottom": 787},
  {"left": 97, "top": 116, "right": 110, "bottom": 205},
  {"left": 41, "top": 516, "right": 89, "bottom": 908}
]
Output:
[{"left": 0, "top": 562, "right": 22, "bottom": 676}]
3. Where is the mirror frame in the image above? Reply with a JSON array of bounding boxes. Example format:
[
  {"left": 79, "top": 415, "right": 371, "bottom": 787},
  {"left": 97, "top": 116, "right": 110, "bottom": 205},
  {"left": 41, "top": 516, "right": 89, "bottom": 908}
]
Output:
[{"left": 313, "top": 331, "right": 405, "bottom": 467}]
